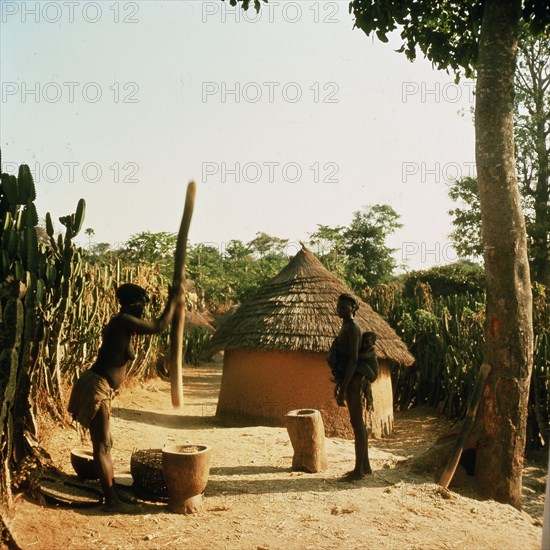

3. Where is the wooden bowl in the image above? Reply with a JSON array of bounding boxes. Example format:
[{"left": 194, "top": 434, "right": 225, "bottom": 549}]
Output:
[{"left": 70, "top": 448, "right": 98, "bottom": 480}]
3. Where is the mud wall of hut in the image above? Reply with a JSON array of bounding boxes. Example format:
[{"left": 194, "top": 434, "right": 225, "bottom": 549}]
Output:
[
  {"left": 216, "top": 348, "right": 394, "bottom": 439},
  {"left": 366, "top": 360, "right": 394, "bottom": 437}
]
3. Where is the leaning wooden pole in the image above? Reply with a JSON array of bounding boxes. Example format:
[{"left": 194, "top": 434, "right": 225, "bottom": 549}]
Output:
[
  {"left": 170, "top": 181, "right": 196, "bottom": 408},
  {"left": 439, "top": 363, "right": 492, "bottom": 489}
]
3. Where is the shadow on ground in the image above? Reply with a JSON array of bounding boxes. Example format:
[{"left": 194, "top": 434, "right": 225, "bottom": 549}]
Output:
[{"left": 112, "top": 407, "right": 220, "bottom": 429}]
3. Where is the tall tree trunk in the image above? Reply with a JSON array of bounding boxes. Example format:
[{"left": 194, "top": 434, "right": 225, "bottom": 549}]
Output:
[
  {"left": 474, "top": 0, "right": 534, "bottom": 509},
  {"left": 533, "top": 112, "right": 550, "bottom": 287}
]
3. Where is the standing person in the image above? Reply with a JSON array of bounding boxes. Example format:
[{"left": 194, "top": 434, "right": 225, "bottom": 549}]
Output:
[
  {"left": 68, "top": 283, "right": 182, "bottom": 512},
  {"left": 330, "top": 293, "right": 372, "bottom": 480}
]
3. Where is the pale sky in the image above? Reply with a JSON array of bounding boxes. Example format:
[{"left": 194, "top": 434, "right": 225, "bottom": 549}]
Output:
[{"left": 1, "top": 0, "right": 477, "bottom": 270}]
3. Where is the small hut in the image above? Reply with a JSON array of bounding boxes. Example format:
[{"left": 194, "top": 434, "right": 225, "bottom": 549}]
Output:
[{"left": 208, "top": 246, "right": 414, "bottom": 438}]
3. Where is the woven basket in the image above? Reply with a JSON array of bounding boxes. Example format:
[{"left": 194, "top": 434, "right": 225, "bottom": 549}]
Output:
[{"left": 130, "top": 448, "right": 168, "bottom": 498}]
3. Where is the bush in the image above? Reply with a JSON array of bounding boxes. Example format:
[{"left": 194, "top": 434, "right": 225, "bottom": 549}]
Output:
[{"left": 402, "top": 261, "right": 485, "bottom": 298}]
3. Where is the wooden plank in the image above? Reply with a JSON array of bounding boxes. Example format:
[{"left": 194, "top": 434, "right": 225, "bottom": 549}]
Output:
[
  {"left": 439, "top": 363, "right": 491, "bottom": 489},
  {"left": 170, "top": 181, "right": 196, "bottom": 408}
]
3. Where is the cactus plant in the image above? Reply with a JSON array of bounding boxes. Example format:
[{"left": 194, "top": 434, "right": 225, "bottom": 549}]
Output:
[
  {"left": 0, "top": 153, "right": 88, "bottom": 450},
  {"left": 0, "top": 282, "right": 25, "bottom": 505}
]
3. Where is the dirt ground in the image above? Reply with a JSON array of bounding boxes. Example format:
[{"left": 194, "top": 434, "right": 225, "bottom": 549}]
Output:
[{"left": 2, "top": 358, "right": 547, "bottom": 550}]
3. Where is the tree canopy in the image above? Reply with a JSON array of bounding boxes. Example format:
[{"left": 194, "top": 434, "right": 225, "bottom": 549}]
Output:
[
  {"left": 348, "top": 1, "right": 548, "bottom": 78},
  {"left": 448, "top": 31, "right": 549, "bottom": 284},
  {"left": 308, "top": 204, "right": 402, "bottom": 289}
]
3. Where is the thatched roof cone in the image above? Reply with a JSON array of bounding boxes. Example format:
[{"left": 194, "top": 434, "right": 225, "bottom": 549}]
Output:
[
  {"left": 207, "top": 246, "right": 414, "bottom": 366},
  {"left": 185, "top": 308, "right": 215, "bottom": 333}
]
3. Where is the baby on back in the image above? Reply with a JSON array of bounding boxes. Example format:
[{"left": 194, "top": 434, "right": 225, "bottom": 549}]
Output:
[{"left": 356, "top": 331, "right": 378, "bottom": 383}]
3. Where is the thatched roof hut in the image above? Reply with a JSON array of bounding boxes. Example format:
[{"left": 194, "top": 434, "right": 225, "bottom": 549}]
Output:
[
  {"left": 210, "top": 246, "right": 414, "bottom": 438},
  {"left": 185, "top": 308, "right": 215, "bottom": 333}
]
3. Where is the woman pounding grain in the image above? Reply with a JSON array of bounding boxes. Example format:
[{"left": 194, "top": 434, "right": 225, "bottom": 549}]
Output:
[{"left": 68, "top": 283, "right": 182, "bottom": 512}]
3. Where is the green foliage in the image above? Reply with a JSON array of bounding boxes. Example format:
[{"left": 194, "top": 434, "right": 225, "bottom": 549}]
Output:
[
  {"left": 447, "top": 177, "right": 483, "bottom": 259},
  {"left": 348, "top": 1, "right": 548, "bottom": 79},
  {"left": 530, "top": 283, "right": 550, "bottom": 448},
  {"left": 515, "top": 32, "right": 550, "bottom": 285},
  {"left": 362, "top": 283, "right": 485, "bottom": 418},
  {"left": 224, "top": 239, "right": 252, "bottom": 260},
  {"left": 0, "top": 161, "right": 85, "bottom": 388},
  {"left": 248, "top": 232, "right": 289, "bottom": 259},
  {"left": 92, "top": 230, "right": 291, "bottom": 309},
  {"left": 187, "top": 244, "right": 228, "bottom": 310},
  {"left": 226, "top": 0, "right": 266, "bottom": 13},
  {"left": 448, "top": 32, "right": 549, "bottom": 283},
  {"left": 345, "top": 204, "right": 401, "bottom": 288},
  {"left": 309, "top": 204, "right": 401, "bottom": 290},
  {"left": 118, "top": 231, "right": 178, "bottom": 279},
  {"left": 402, "top": 261, "right": 485, "bottom": 298},
  {"left": 222, "top": 234, "right": 290, "bottom": 303},
  {"left": 307, "top": 224, "right": 347, "bottom": 280},
  {"left": 187, "top": 235, "right": 290, "bottom": 311},
  {"left": 183, "top": 327, "right": 212, "bottom": 365},
  {"left": 351, "top": 1, "right": 484, "bottom": 79},
  {"left": 86, "top": 242, "right": 115, "bottom": 264}
]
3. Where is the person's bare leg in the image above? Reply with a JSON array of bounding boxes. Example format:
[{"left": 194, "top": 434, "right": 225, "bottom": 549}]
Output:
[
  {"left": 89, "top": 402, "right": 133, "bottom": 512},
  {"left": 361, "top": 383, "right": 372, "bottom": 474},
  {"left": 341, "top": 376, "right": 370, "bottom": 481},
  {"left": 363, "top": 428, "right": 372, "bottom": 474}
]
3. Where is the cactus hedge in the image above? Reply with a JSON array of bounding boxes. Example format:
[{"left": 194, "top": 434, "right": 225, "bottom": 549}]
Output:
[{"left": 0, "top": 151, "right": 93, "bottom": 501}]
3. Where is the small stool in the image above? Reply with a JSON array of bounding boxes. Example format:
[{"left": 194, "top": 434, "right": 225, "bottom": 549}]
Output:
[{"left": 285, "top": 409, "right": 328, "bottom": 473}]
